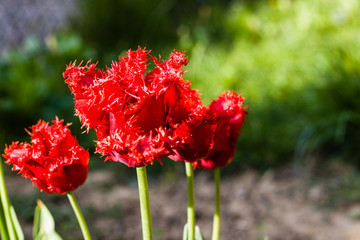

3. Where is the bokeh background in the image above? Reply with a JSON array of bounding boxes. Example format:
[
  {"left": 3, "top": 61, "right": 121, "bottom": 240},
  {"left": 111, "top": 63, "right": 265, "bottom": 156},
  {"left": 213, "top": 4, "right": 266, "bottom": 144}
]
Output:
[{"left": 1, "top": 0, "right": 360, "bottom": 239}]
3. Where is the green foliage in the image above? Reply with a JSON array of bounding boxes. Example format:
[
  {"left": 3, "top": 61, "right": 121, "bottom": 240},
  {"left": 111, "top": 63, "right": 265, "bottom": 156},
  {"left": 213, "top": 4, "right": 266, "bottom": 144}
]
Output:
[
  {"left": 70, "top": 0, "right": 233, "bottom": 59},
  {"left": 0, "top": 160, "right": 20, "bottom": 240},
  {"left": 183, "top": 224, "right": 205, "bottom": 240},
  {"left": 305, "top": 50, "right": 360, "bottom": 166},
  {"left": 0, "top": 33, "right": 97, "bottom": 150},
  {"left": 33, "top": 200, "right": 62, "bottom": 240},
  {"left": 179, "top": 0, "right": 360, "bottom": 169},
  {"left": 10, "top": 206, "right": 24, "bottom": 240}
]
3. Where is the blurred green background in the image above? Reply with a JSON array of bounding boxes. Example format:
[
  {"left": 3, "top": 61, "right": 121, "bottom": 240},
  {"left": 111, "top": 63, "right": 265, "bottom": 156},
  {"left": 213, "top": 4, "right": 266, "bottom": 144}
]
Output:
[
  {"left": 1, "top": 0, "right": 360, "bottom": 239},
  {"left": 1, "top": 0, "right": 359, "bottom": 171}
]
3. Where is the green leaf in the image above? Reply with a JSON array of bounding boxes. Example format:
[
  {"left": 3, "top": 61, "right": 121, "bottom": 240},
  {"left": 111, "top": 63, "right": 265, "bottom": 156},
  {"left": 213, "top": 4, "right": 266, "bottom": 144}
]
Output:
[
  {"left": 10, "top": 205, "right": 24, "bottom": 240},
  {"left": 183, "top": 223, "right": 188, "bottom": 240},
  {"left": 195, "top": 225, "right": 205, "bottom": 240},
  {"left": 183, "top": 224, "right": 206, "bottom": 240},
  {"left": 33, "top": 200, "right": 62, "bottom": 240}
]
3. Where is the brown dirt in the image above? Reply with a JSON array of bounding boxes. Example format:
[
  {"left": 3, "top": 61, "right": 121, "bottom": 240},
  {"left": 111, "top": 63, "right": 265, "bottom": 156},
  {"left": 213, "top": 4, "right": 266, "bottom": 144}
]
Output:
[{"left": 5, "top": 164, "right": 360, "bottom": 240}]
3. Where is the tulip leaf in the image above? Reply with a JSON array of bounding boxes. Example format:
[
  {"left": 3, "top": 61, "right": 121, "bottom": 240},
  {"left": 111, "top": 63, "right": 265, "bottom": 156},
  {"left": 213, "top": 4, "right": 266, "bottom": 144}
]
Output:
[
  {"left": 33, "top": 200, "right": 62, "bottom": 240},
  {"left": 10, "top": 205, "right": 24, "bottom": 240},
  {"left": 183, "top": 223, "right": 188, "bottom": 240},
  {"left": 195, "top": 225, "right": 205, "bottom": 240},
  {"left": 183, "top": 224, "right": 206, "bottom": 240}
]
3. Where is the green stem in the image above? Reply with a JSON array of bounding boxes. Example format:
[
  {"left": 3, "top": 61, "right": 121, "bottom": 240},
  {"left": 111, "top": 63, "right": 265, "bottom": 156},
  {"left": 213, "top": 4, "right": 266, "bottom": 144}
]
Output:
[
  {"left": 0, "top": 198, "right": 9, "bottom": 240},
  {"left": 136, "top": 166, "right": 153, "bottom": 240},
  {"left": 211, "top": 168, "right": 221, "bottom": 240},
  {"left": 67, "top": 192, "right": 91, "bottom": 240},
  {"left": 0, "top": 161, "right": 15, "bottom": 240},
  {"left": 185, "top": 162, "right": 195, "bottom": 240}
]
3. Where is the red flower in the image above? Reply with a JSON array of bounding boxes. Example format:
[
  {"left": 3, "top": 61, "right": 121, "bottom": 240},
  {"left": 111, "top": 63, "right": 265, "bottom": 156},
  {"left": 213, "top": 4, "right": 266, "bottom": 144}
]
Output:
[
  {"left": 64, "top": 47, "right": 204, "bottom": 167},
  {"left": 197, "top": 91, "right": 247, "bottom": 169},
  {"left": 170, "top": 91, "right": 247, "bottom": 169},
  {"left": 3, "top": 118, "right": 89, "bottom": 194},
  {"left": 169, "top": 117, "right": 216, "bottom": 163}
]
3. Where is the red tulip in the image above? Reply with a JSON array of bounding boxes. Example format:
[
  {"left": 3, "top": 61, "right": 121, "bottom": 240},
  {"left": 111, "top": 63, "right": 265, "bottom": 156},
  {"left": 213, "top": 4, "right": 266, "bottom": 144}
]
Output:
[
  {"left": 170, "top": 91, "right": 247, "bottom": 169},
  {"left": 197, "top": 91, "right": 247, "bottom": 169},
  {"left": 64, "top": 47, "right": 204, "bottom": 167},
  {"left": 3, "top": 118, "right": 89, "bottom": 194}
]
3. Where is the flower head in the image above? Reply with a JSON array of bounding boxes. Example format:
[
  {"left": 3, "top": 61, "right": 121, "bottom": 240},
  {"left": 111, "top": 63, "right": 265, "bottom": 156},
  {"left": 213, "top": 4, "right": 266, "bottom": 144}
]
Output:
[
  {"left": 64, "top": 47, "right": 204, "bottom": 167},
  {"left": 170, "top": 91, "right": 247, "bottom": 169},
  {"left": 197, "top": 91, "right": 247, "bottom": 169},
  {"left": 3, "top": 117, "right": 89, "bottom": 194}
]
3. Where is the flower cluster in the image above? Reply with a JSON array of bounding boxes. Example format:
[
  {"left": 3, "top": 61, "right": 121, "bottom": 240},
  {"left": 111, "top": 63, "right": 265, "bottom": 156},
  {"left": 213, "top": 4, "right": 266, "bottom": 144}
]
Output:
[
  {"left": 64, "top": 47, "right": 247, "bottom": 169},
  {"left": 2, "top": 47, "right": 247, "bottom": 240},
  {"left": 3, "top": 118, "right": 89, "bottom": 194}
]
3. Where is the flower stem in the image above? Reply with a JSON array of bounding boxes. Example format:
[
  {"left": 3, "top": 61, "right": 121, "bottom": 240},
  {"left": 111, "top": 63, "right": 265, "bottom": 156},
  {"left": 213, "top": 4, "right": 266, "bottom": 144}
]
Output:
[
  {"left": 67, "top": 192, "right": 91, "bottom": 240},
  {"left": 0, "top": 161, "right": 15, "bottom": 240},
  {"left": 185, "top": 162, "right": 195, "bottom": 240},
  {"left": 136, "top": 166, "right": 153, "bottom": 240},
  {"left": 211, "top": 168, "right": 221, "bottom": 240},
  {"left": 0, "top": 199, "right": 9, "bottom": 240}
]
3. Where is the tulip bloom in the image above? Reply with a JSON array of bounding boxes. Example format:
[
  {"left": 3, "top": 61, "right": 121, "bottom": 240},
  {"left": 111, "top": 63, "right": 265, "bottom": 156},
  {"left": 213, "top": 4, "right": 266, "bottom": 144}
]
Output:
[
  {"left": 171, "top": 91, "right": 247, "bottom": 169},
  {"left": 197, "top": 91, "right": 247, "bottom": 169},
  {"left": 3, "top": 118, "right": 89, "bottom": 194},
  {"left": 64, "top": 47, "right": 204, "bottom": 167}
]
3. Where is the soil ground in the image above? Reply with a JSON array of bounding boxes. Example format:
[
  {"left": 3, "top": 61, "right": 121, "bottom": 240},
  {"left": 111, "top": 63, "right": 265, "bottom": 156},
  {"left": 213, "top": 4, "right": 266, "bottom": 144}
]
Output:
[{"left": 5, "top": 161, "right": 360, "bottom": 240}]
